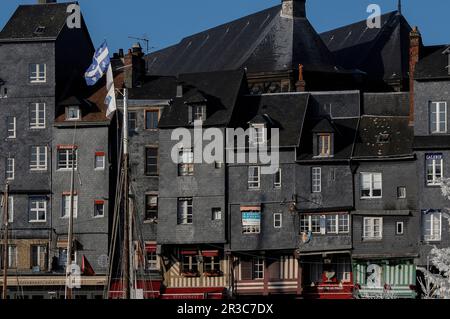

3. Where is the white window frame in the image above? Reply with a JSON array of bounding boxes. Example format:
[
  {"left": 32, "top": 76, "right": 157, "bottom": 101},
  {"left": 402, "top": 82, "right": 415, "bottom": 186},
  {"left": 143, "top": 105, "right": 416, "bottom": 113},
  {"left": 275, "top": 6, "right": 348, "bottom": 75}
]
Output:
[
  {"left": 31, "top": 245, "right": 47, "bottom": 269},
  {"left": 7, "top": 116, "right": 16, "bottom": 139},
  {"left": 30, "top": 146, "right": 47, "bottom": 171},
  {"left": 57, "top": 149, "right": 77, "bottom": 171},
  {"left": 248, "top": 166, "right": 261, "bottom": 189},
  {"left": 29, "top": 63, "right": 46, "bottom": 83},
  {"left": 61, "top": 194, "right": 78, "bottom": 219},
  {"left": 146, "top": 251, "right": 158, "bottom": 271},
  {"left": 178, "top": 148, "right": 194, "bottom": 176},
  {"left": 212, "top": 207, "right": 222, "bottom": 221},
  {"left": 397, "top": 186, "right": 407, "bottom": 199},
  {"left": 94, "top": 201, "right": 105, "bottom": 218},
  {"left": 423, "top": 211, "right": 442, "bottom": 242},
  {"left": 8, "top": 246, "right": 17, "bottom": 268},
  {"left": 7, "top": 196, "right": 14, "bottom": 223},
  {"left": 396, "top": 222, "right": 404, "bottom": 235},
  {"left": 317, "top": 133, "right": 331, "bottom": 157},
  {"left": 250, "top": 124, "right": 266, "bottom": 145},
  {"left": 426, "top": 155, "right": 444, "bottom": 186},
  {"left": 312, "top": 167, "right": 322, "bottom": 193},
  {"left": 191, "top": 105, "right": 206, "bottom": 123},
  {"left": 274, "top": 168, "right": 282, "bottom": 188},
  {"left": 178, "top": 198, "right": 193, "bottom": 225},
  {"left": 430, "top": 101, "right": 447, "bottom": 134},
  {"left": 274, "top": 213, "right": 282, "bottom": 228},
  {"left": 30, "top": 103, "right": 46, "bottom": 129},
  {"left": 6, "top": 158, "right": 14, "bottom": 181},
  {"left": 360, "top": 172, "right": 382, "bottom": 199},
  {"left": 29, "top": 197, "right": 47, "bottom": 223},
  {"left": 253, "top": 257, "right": 264, "bottom": 280},
  {"left": 66, "top": 106, "right": 80, "bottom": 121},
  {"left": 95, "top": 153, "right": 106, "bottom": 170},
  {"left": 363, "top": 217, "right": 383, "bottom": 240}
]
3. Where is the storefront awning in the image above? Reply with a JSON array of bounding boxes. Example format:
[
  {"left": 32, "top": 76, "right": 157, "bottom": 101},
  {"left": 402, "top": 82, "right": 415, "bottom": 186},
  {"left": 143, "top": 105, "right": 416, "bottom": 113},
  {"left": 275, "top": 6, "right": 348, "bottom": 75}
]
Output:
[{"left": 201, "top": 250, "right": 219, "bottom": 257}]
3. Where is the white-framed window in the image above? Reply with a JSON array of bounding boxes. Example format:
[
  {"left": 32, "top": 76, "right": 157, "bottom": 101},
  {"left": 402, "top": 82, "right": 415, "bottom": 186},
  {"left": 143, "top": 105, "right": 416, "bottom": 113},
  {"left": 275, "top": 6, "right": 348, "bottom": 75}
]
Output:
[
  {"left": 274, "top": 168, "right": 282, "bottom": 188},
  {"left": 250, "top": 124, "right": 266, "bottom": 145},
  {"left": 212, "top": 207, "right": 222, "bottom": 221},
  {"left": 363, "top": 217, "right": 383, "bottom": 240},
  {"left": 253, "top": 257, "right": 264, "bottom": 280},
  {"left": 61, "top": 194, "right": 78, "bottom": 219},
  {"left": 177, "top": 198, "right": 193, "bottom": 225},
  {"left": 57, "top": 148, "right": 77, "bottom": 170},
  {"left": 317, "top": 133, "right": 331, "bottom": 157},
  {"left": 312, "top": 167, "right": 322, "bottom": 193},
  {"left": 274, "top": 213, "right": 282, "bottom": 228},
  {"left": 94, "top": 200, "right": 105, "bottom": 218},
  {"left": 29, "top": 196, "right": 47, "bottom": 222},
  {"left": 8, "top": 246, "right": 17, "bottom": 268},
  {"left": 301, "top": 214, "right": 350, "bottom": 234},
  {"left": 66, "top": 106, "right": 80, "bottom": 121},
  {"left": 338, "top": 214, "right": 350, "bottom": 233},
  {"left": 145, "top": 110, "right": 159, "bottom": 129},
  {"left": 29, "top": 63, "right": 46, "bottom": 83},
  {"left": 430, "top": 101, "right": 447, "bottom": 133},
  {"left": 397, "top": 186, "right": 407, "bottom": 199},
  {"left": 191, "top": 105, "right": 206, "bottom": 122},
  {"left": 30, "top": 146, "right": 47, "bottom": 171},
  {"left": 426, "top": 154, "right": 444, "bottom": 186},
  {"left": 6, "top": 158, "right": 14, "bottom": 180},
  {"left": 146, "top": 251, "right": 158, "bottom": 271},
  {"left": 145, "top": 195, "right": 158, "bottom": 221},
  {"left": 396, "top": 222, "right": 404, "bottom": 235},
  {"left": 326, "top": 215, "right": 338, "bottom": 233},
  {"left": 423, "top": 210, "right": 442, "bottom": 242},
  {"left": 360, "top": 173, "right": 382, "bottom": 199},
  {"left": 203, "top": 256, "right": 221, "bottom": 272},
  {"left": 30, "top": 103, "right": 46, "bottom": 129},
  {"left": 31, "top": 245, "right": 47, "bottom": 270},
  {"left": 6, "top": 116, "right": 16, "bottom": 139},
  {"left": 248, "top": 166, "right": 261, "bottom": 189},
  {"left": 178, "top": 148, "right": 194, "bottom": 176},
  {"left": 94, "top": 152, "right": 105, "bottom": 170},
  {"left": 181, "top": 254, "right": 199, "bottom": 273}
]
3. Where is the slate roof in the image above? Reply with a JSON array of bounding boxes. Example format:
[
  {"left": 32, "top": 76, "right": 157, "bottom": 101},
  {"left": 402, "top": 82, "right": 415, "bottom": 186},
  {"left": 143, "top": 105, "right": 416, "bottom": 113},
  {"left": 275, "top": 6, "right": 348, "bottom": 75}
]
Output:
[
  {"left": 145, "top": 5, "right": 339, "bottom": 76},
  {"left": 158, "top": 70, "right": 246, "bottom": 128},
  {"left": 413, "top": 136, "right": 450, "bottom": 150},
  {"left": 127, "top": 76, "right": 177, "bottom": 100},
  {"left": 415, "top": 45, "right": 450, "bottom": 80},
  {"left": 363, "top": 92, "right": 410, "bottom": 116},
  {"left": 0, "top": 2, "right": 77, "bottom": 41},
  {"left": 320, "top": 11, "right": 413, "bottom": 83}
]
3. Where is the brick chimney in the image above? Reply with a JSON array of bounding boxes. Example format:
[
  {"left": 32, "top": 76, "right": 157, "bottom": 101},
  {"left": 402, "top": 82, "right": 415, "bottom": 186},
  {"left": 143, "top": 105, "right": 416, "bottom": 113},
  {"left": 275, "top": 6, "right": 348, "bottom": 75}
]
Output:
[
  {"left": 281, "top": 0, "right": 306, "bottom": 18},
  {"left": 295, "top": 64, "right": 306, "bottom": 92},
  {"left": 409, "top": 26, "right": 421, "bottom": 126},
  {"left": 124, "top": 43, "right": 146, "bottom": 88}
]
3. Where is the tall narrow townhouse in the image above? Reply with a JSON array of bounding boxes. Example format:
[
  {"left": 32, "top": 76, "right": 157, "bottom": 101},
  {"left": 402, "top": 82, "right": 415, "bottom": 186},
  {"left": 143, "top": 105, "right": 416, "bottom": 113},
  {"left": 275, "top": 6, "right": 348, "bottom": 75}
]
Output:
[
  {"left": 295, "top": 91, "right": 360, "bottom": 299},
  {"left": 228, "top": 92, "right": 309, "bottom": 298},
  {"left": 157, "top": 70, "right": 247, "bottom": 299},
  {"left": 0, "top": 1, "right": 98, "bottom": 299},
  {"left": 352, "top": 93, "right": 419, "bottom": 299},
  {"left": 412, "top": 44, "right": 450, "bottom": 285}
]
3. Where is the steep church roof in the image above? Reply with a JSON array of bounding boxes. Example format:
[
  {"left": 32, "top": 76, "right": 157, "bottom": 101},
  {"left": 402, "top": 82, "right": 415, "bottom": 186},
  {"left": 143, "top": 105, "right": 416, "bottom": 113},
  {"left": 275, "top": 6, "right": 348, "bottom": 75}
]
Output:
[{"left": 146, "top": 4, "right": 338, "bottom": 76}]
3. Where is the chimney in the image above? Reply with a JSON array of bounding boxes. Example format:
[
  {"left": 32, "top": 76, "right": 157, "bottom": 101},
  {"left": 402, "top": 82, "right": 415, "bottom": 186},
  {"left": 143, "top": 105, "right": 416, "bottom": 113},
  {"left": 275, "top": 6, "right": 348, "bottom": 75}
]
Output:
[
  {"left": 295, "top": 64, "right": 306, "bottom": 92},
  {"left": 281, "top": 0, "right": 306, "bottom": 19},
  {"left": 38, "top": 0, "right": 56, "bottom": 3},
  {"left": 124, "top": 43, "right": 146, "bottom": 88},
  {"left": 409, "top": 26, "right": 421, "bottom": 126}
]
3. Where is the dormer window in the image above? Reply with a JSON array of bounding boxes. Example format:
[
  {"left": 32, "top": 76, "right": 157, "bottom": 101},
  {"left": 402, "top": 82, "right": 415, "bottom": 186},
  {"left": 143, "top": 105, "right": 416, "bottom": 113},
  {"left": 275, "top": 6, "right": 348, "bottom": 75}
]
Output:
[
  {"left": 250, "top": 124, "right": 266, "bottom": 145},
  {"left": 66, "top": 106, "right": 80, "bottom": 121},
  {"left": 191, "top": 105, "right": 206, "bottom": 123},
  {"left": 316, "top": 133, "right": 332, "bottom": 157}
]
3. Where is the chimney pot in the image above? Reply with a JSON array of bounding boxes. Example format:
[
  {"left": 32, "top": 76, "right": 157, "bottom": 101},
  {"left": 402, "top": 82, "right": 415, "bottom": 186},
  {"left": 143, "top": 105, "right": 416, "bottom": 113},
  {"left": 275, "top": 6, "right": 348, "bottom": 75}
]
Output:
[
  {"left": 281, "top": 0, "right": 306, "bottom": 18},
  {"left": 409, "top": 26, "right": 421, "bottom": 126}
]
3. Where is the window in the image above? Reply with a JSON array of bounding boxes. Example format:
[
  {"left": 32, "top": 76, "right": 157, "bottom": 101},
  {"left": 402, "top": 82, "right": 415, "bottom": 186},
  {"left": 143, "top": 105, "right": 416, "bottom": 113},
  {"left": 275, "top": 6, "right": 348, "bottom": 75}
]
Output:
[
  {"left": 301, "top": 214, "right": 350, "bottom": 235},
  {"left": 248, "top": 166, "right": 261, "bottom": 189},
  {"left": 310, "top": 215, "right": 321, "bottom": 233},
  {"left": 326, "top": 215, "right": 337, "bottom": 234},
  {"left": 253, "top": 258, "right": 264, "bottom": 280},
  {"left": 128, "top": 112, "right": 137, "bottom": 132},
  {"left": 396, "top": 222, "right": 404, "bottom": 235},
  {"left": 397, "top": 187, "right": 407, "bottom": 199},
  {"left": 204, "top": 256, "right": 221, "bottom": 272},
  {"left": 94, "top": 152, "right": 105, "bottom": 170},
  {"left": 300, "top": 215, "right": 309, "bottom": 234},
  {"left": 31, "top": 245, "right": 47, "bottom": 270},
  {"left": 145, "top": 110, "right": 159, "bottom": 129},
  {"left": 145, "top": 195, "right": 158, "bottom": 221},
  {"left": 94, "top": 200, "right": 105, "bottom": 218},
  {"left": 181, "top": 255, "right": 198, "bottom": 273},
  {"left": 3, "top": 196, "right": 14, "bottom": 223},
  {"left": 250, "top": 124, "right": 266, "bottom": 145},
  {"left": 191, "top": 105, "right": 206, "bottom": 122},
  {"left": 178, "top": 148, "right": 194, "bottom": 176},
  {"left": 145, "top": 147, "right": 158, "bottom": 176},
  {"left": 61, "top": 194, "right": 78, "bottom": 219},
  {"left": 363, "top": 217, "right": 383, "bottom": 240},
  {"left": 423, "top": 210, "right": 442, "bottom": 242},
  {"left": 6, "top": 158, "right": 14, "bottom": 180},
  {"left": 6, "top": 116, "right": 16, "bottom": 139},
  {"left": 146, "top": 251, "right": 158, "bottom": 271},
  {"left": 57, "top": 148, "right": 77, "bottom": 170},
  {"left": 426, "top": 154, "right": 443, "bottom": 186},
  {"left": 317, "top": 134, "right": 331, "bottom": 157},
  {"left": 360, "top": 173, "right": 382, "bottom": 199},
  {"left": 30, "top": 103, "right": 45, "bottom": 129},
  {"left": 274, "top": 168, "right": 282, "bottom": 188},
  {"left": 30, "top": 146, "right": 47, "bottom": 171},
  {"left": 430, "top": 101, "right": 447, "bottom": 133},
  {"left": 274, "top": 213, "right": 282, "bottom": 228},
  {"left": 29, "top": 63, "right": 46, "bottom": 83},
  {"left": 212, "top": 208, "right": 222, "bottom": 221},
  {"left": 338, "top": 214, "right": 350, "bottom": 233},
  {"left": 29, "top": 197, "right": 47, "bottom": 222},
  {"left": 312, "top": 167, "right": 322, "bottom": 193},
  {"left": 8, "top": 246, "right": 17, "bottom": 268},
  {"left": 66, "top": 106, "right": 80, "bottom": 121},
  {"left": 177, "top": 198, "right": 193, "bottom": 224},
  {"left": 242, "top": 209, "right": 261, "bottom": 234}
]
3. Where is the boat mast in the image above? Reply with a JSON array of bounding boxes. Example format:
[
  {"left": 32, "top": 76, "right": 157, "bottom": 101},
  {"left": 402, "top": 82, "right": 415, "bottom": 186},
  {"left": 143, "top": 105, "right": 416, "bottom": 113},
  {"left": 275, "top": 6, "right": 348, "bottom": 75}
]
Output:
[
  {"left": 65, "top": 147, "right": 76, "bottom": 299},
  {"left": 2, "top": 183, "right": 9, "bottom": 299}
]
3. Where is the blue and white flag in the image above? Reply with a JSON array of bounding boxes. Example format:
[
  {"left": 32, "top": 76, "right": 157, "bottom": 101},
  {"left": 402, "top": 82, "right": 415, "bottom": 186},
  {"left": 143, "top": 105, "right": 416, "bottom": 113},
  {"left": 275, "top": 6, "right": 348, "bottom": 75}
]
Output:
[
  {"left": 105, "top": 64, "right": 117, "bottom": 119},
  {"left": 85, "top": 41, "right": 110, "bottom": 86}
]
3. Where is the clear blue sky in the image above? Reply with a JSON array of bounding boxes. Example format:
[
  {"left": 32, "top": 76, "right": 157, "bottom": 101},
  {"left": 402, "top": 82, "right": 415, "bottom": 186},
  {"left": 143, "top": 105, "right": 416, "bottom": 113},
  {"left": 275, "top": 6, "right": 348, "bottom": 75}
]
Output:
[{"left": 1, "top": 0, "right": 449, "bottom": 54}]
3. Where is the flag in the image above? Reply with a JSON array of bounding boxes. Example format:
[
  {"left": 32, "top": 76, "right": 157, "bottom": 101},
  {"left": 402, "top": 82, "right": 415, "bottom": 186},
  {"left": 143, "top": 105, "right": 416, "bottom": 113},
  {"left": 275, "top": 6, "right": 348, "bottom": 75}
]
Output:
[
  {"left": 81, "top": 255, "right": 96, "bottom": 276},
  {"left": 85, "top": 41, "right": 110, "bottom": 86},
  {"left": 105, "top": 64, "right": 117, "bottom": 119}
]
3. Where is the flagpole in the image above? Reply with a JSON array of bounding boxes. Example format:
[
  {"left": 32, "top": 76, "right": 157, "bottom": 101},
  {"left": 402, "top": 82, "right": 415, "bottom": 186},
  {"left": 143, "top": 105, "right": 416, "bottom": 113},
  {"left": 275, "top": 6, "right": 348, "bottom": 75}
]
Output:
[
  {"left": 65, "top": 147, "right": 76, "bottom": 300},
  {"left": 2, "top": 183, "right": 9, "bottom": 299}
]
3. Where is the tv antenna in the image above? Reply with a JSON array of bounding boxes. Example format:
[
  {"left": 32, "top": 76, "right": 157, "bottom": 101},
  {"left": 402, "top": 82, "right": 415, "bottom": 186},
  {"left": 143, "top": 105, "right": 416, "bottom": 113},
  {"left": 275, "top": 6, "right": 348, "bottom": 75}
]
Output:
[{"left": 128, "top": 36, "right": 155, "bottom": 53}]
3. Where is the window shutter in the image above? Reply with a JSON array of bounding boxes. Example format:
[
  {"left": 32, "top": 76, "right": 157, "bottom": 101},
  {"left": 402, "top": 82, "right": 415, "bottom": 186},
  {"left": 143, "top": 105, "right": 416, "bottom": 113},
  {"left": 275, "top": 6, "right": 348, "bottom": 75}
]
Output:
[{"left": 240, "top": 258, "right": 252, "bottom": 280}]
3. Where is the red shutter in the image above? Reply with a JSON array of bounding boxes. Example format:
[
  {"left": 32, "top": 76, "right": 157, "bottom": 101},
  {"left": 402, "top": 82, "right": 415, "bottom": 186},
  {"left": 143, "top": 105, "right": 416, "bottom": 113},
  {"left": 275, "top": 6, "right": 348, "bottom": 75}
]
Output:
[
  {"left": 95, "top": 152, "right": 105, "bottom": 156},
  {"left": 57, "top": 144, "right": 77, "bottom": 150},
  {"left": 145, "top": 243, "right": 157, "bottom": 253},
  {"left": 181, "top": 250, "right": 197, "bottom": 255},
  {"left": 201, "top": 250, "right": 219, "bottom": 257}
]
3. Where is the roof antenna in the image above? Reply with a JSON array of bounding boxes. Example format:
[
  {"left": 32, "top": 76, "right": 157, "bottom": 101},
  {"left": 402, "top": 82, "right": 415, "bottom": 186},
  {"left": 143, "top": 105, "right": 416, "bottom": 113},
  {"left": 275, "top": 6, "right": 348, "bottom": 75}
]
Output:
[{"left": 397, "top": 0, "right": 402, "bottom": 15}]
